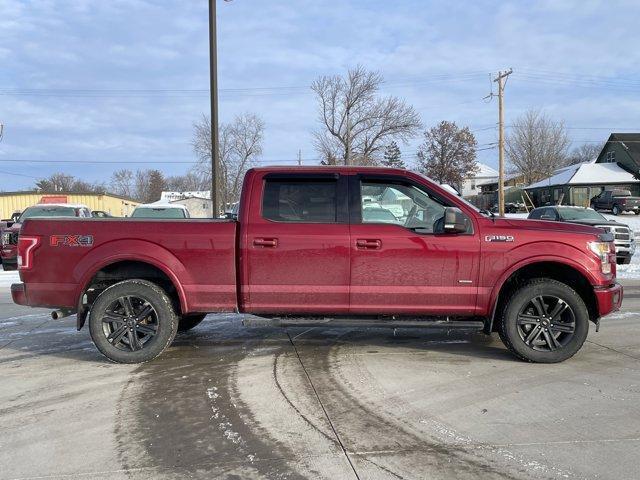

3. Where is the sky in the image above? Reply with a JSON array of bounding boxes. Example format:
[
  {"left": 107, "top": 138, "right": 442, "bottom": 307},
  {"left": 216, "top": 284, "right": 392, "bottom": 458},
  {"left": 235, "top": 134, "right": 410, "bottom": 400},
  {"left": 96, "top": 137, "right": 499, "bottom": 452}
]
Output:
[{"left": 1, "top": 0, "right": 640, "bottom": 191}]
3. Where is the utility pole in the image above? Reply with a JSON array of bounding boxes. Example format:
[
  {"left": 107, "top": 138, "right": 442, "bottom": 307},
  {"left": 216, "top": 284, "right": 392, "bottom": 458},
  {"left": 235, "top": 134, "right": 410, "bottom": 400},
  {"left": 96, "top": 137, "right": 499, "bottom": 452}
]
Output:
[
  {"left": 345, "top": 107, "right": 351, "bottom": 166},
  {"left": 493, "top": 68, "right": 513, "bottom": 216},
  {"left": 297, "top": 149, "right": 302, "bottom": 166},
  {"left": 209, "top": 0, "right": 222, "bottom": 217}
]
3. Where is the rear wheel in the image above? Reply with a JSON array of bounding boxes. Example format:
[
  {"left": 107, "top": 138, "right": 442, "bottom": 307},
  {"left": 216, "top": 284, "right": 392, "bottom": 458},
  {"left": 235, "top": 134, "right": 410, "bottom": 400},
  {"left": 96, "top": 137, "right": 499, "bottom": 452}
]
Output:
[
  {"left": 178, "top": 313, "right": 207, "bottom": 332},
  {"left": 612, "top": 205, "right": 620, "bottom": 215},
  {"left": 498, "top": 279, "right": 589, "bottom": 363},
  {"left": 89, "top": 279, "right": 178, "bottom": 363}
]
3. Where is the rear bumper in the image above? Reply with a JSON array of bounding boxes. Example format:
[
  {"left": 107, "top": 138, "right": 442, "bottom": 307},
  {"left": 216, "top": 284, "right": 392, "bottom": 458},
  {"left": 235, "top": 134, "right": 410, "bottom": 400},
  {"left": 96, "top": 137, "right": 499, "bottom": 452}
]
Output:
[
  {"left": 594, "top": 283, "right": 623, "bottom": 318},
  {"left": 11, "top": 283, "right": 27, "bottom": 306}
]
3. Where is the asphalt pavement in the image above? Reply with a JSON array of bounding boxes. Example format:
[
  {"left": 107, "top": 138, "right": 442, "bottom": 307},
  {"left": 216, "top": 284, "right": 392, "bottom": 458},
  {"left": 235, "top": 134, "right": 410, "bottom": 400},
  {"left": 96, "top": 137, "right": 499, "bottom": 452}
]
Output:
[{"left": 1, "top": 281, "right": 640, "bottom": 479}]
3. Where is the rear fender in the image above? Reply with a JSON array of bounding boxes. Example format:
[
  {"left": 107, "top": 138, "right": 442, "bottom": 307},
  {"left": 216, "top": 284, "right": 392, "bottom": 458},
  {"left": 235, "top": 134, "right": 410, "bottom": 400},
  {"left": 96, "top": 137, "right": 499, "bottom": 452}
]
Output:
[{"left": 73, "top": 239, "right": 189, "bottom": 316}]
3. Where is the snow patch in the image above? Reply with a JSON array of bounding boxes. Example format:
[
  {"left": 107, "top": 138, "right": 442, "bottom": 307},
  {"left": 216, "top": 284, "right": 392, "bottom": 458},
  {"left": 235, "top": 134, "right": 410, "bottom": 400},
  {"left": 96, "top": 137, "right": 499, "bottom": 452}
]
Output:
[{"left": 0, "top": 271, "right": 20, "bottom": 287}]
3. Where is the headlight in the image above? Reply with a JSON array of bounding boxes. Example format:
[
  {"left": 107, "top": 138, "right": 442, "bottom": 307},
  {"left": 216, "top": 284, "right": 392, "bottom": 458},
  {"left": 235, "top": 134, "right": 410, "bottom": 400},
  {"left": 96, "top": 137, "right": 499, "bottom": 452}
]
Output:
[{"left": 589, "top": 241, "right": 613, "bottom": 274}]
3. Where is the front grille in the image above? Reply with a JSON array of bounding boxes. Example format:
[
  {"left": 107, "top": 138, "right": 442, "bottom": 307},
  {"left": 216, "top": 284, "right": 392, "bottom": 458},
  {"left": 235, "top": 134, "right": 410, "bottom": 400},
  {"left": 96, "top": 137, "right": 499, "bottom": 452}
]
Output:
[{"left": 614, "top": 227, "right": 631, "bottom": 241}]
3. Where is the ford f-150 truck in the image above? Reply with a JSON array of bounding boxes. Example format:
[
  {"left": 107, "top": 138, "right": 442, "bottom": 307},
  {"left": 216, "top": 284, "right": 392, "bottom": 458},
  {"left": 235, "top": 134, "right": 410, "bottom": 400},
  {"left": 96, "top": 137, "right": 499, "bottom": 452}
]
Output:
[{"left": 11, "top": 167, "right": 622, "bottom": 364}]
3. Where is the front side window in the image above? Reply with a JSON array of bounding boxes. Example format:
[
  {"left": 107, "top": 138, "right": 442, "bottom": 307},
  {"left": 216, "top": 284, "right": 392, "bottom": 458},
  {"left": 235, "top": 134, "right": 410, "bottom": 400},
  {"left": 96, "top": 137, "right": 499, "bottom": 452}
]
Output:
[
  {"left": 262, "top": 179, "right": 337, "bottom": 223},
  {"left": 360, "top": 180, "right": 446, "bottom": 233}
]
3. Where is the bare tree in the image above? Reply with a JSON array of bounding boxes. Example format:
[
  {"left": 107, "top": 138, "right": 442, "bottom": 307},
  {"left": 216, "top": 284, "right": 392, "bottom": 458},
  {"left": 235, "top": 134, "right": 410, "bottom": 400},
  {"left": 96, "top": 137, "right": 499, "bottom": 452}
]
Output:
[
  {"left": 35, "top": 173, "right": 105, "bottom": 194},
  {"left": 110, "top": 169, "right": 134, "bottom": 198},
  {"left": 416, "top": 121, "right": 478, "bottom": 187},
  {"left": 192, "top": 113, "right": 264, "bottom": 206},
  {"left": 311, "top": 65, "right": 421, "bottom": 165},
  {"left": 506, "top": 110, "right": 570, "bottom": 184},
  {"left": 567, "top": 142, "right": 605, "bottom": 165}
]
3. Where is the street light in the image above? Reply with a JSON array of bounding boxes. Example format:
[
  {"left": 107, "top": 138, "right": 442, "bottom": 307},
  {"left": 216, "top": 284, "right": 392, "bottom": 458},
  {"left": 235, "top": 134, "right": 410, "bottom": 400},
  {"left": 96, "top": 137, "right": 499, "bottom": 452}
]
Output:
[{"left": 208, "top": 0, "right": 231, "bottom": 217}]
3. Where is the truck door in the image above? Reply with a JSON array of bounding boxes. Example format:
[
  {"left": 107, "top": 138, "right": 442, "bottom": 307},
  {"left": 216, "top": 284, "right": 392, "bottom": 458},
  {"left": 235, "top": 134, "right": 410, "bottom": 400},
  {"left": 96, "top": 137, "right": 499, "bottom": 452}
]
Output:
[
  {"left": 241, "top": 172, "right": 350, "bottom": 315},
  {"left": 348, "top": 175, "right": 480, "bottom": 316}
]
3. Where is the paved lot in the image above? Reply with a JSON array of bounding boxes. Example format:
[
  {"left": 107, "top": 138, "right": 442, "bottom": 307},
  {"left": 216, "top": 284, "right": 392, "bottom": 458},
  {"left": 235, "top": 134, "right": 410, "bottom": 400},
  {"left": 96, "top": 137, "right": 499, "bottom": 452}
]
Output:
[{"left": 1, "top": 282, "right": 640, "bottom": 480}]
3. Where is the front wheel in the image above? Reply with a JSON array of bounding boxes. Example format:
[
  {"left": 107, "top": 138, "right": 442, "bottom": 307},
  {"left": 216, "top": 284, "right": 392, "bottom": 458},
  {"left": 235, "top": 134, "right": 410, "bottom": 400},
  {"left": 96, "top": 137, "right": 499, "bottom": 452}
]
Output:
[
  {"left": 498, "top": 279, "right": 589, "bottom": 363},
  {"left": 88, "top": 279, "right": 178, "bottom": 363}
]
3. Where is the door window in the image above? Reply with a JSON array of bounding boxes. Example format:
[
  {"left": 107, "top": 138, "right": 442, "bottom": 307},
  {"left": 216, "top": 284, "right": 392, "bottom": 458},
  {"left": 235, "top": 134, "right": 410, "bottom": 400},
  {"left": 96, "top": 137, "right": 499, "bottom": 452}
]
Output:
[
  {"left": 262, "top": 179, "right": 338, "bottom": 223},
  {"left": 360, "top": 180, "right": 446, "bottom": 233}
]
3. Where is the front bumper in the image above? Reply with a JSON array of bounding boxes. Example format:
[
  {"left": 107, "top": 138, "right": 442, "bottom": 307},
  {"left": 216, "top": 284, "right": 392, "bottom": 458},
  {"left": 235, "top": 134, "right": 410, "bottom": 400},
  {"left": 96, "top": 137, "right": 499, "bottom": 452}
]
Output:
[{"left": 594, "top": 282, "right": 623, "bottom": 318}]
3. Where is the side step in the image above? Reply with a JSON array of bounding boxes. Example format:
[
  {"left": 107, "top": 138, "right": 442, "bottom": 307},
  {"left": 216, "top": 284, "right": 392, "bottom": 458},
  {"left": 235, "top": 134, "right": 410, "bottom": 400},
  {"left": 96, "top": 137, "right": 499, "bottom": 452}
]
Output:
[{"left": 243, "top": 316, "right": 485, "bottom": 331}]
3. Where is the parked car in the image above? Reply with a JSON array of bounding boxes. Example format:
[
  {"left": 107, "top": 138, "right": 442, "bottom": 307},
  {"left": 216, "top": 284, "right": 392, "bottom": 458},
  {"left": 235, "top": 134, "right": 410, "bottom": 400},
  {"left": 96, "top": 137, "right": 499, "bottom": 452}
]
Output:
[
  {"left": 590, "top": 189, "right": 640, "bottom": 215},
  {"left": 1, "top": 204, "right": 91, "bottom": 270},
  {"left": 92, "top": 210, "right": 113, "bottom": 218},
  {"left": 11, "top": 167, "right": 621, "bottom": 364},
  {"left": 528, "top": 206, "right": 635, "bottom": 264},
  {"left": 130, "top": 203, "right": 190, "bottom": 219}
]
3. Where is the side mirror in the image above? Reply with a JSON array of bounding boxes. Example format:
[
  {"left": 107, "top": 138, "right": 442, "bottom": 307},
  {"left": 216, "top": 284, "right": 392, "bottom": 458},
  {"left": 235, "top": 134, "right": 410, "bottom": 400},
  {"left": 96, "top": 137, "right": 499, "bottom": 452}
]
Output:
[{"left": 443, "top": 207, "right": 469, "bottom": 234}]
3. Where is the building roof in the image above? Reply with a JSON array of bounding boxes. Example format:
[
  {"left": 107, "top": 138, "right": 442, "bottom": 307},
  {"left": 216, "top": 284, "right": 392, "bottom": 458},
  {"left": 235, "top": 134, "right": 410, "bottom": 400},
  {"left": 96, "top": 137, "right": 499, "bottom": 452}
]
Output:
[
  {"left": 474, "top": 163, "right": 498, "bottom": 178},
  {"left": 0, "top": 190, "right": 138, "bottom": 202},
  {"left": 608, "top": 133, "right": 640, "bottom": 165},
  {"left": 526, "top": 162, "right": 639, "bottom": 189},
  {"left": 160, "top": 191, "right": 211, "bottom": 201}
]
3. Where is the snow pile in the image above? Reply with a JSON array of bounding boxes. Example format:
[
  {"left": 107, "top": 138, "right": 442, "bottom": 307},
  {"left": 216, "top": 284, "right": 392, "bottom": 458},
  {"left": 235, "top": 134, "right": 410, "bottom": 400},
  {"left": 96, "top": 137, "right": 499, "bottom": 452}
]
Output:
[{"left": 0, "top": 271, "right": 19, "bottom": 287}]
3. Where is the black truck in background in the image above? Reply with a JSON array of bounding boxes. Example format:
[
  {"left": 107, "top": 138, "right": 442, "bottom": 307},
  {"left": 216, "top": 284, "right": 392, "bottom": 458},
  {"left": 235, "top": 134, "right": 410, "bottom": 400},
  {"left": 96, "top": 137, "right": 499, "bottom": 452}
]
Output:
[{"left": 591, "top": 189, "right": 640, "bottom": 216}]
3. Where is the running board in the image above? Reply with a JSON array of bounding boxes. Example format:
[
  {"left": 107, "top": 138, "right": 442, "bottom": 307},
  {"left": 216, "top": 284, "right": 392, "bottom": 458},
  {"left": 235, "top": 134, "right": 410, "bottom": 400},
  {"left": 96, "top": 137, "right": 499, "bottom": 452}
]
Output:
[{"left": 243, "top": 316, "right": 485, "bottom": 331}]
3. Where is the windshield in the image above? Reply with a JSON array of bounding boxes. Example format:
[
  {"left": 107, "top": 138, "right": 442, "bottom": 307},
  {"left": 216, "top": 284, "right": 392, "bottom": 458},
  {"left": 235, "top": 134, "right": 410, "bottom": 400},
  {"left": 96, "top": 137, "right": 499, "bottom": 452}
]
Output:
[
  {"left": 131, "top": 207, "right": 186, "bottom": 219},
  {"left": 558, "top": 208, "right": 606, "bottom": 221},
  {"left": 19, "top": 206, "right": 76, "bottom": 222}
]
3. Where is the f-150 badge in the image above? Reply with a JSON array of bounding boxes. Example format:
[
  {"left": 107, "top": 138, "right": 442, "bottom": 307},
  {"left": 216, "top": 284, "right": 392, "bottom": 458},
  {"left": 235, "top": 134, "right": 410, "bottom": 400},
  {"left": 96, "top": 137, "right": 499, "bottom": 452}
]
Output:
[
  {"left": 50, "top": 235, "right": 94, "bottom": 247},
  {"left": 485, "top": 235, "right": 514, "bottom": 242}
]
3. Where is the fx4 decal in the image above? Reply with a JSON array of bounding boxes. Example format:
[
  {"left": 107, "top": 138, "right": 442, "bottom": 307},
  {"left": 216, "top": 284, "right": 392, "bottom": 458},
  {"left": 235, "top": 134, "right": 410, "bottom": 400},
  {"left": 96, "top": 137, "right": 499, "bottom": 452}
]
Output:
[
  {"left": 485, "top": 235, "right": 514, "bottom": 242},
  {"left": 50, "top": 235, "right": 94, "bottom": 247}
]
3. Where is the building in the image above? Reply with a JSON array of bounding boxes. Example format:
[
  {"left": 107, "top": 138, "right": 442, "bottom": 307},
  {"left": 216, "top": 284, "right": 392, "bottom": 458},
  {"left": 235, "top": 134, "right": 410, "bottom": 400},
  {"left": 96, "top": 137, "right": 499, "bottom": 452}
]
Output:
[
  {"left": 460, "top": 163, "right": 498, "bottom": 198},
  {"left": 0, "top": 191, "right": 139, "bottom": 219},
  {"left": 169, "top": 196, "right": 213, "bottom": 218},
  {"left": 160, "top": 191, "right": 210, "bottom": 203},
  {"left": 524, "top": 161, "right": 639, "bottom": 207},
  {"left": 596, "top": 133, "right": 640, "bottom": 174},
  {"left": 521, "top": 133, "right": 640, "bottom": 207}
]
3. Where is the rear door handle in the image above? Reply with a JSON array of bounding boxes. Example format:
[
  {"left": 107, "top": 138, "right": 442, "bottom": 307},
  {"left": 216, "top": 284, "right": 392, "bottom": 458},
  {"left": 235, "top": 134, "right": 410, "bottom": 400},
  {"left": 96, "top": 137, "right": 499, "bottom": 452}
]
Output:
[
  {"left": 253, "top": 238, "right": 278, "bottom": 248},
  {"left": 356, "top": 239, "right": 382, "bottom": 250}
]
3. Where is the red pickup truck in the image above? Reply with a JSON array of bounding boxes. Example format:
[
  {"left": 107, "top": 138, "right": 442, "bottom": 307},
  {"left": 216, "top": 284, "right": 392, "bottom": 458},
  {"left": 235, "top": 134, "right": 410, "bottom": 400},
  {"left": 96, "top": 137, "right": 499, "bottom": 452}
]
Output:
[{"left": 11, "top": 167, "right": 622, "bottom": 364}]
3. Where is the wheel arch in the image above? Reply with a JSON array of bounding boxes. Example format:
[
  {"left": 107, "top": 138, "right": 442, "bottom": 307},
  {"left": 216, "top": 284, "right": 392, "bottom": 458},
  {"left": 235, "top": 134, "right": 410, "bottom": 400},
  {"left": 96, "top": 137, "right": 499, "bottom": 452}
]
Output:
[
  {"left": 486, "top": 260, "right": 598, "bottom": 333},
  {"left": 75, "top": 258, "right": 187, "bottom": 330}
]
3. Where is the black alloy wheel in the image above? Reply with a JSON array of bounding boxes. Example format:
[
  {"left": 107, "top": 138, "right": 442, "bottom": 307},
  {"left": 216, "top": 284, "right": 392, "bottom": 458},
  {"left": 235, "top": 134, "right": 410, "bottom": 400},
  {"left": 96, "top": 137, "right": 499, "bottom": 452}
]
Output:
[
  {"left": 89, "top": 279, "right": 178, "bottom": 363},
  {"left": 101, "top": 296, "right": 158, "bottom": 352},
  {"left": 515, "top": 295, "right": 575, "bottom": 352},
  {"left": 499, "top": 278, "right": 589, "bottom": 363}
]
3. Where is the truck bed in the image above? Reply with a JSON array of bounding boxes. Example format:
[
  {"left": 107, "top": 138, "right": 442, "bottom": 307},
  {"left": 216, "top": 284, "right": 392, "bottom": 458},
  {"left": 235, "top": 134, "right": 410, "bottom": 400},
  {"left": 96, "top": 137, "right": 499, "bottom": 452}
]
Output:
[{"left": 18, "top": 218, "right": 238, "bottom": 313}]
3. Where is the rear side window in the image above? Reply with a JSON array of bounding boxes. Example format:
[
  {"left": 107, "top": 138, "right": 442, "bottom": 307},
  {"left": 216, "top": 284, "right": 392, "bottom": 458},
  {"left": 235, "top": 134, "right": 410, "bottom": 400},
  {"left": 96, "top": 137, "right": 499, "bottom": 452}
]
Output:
[{"left": 262, "top": 179, "right": 337, "bottom": 223}]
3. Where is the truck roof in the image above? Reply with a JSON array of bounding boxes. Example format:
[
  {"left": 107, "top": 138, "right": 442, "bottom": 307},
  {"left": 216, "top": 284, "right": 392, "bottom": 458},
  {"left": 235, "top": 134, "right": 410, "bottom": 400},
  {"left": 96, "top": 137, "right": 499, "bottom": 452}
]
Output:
[{"left": 249, "top": 165, "right": 409, "bottom": 175}]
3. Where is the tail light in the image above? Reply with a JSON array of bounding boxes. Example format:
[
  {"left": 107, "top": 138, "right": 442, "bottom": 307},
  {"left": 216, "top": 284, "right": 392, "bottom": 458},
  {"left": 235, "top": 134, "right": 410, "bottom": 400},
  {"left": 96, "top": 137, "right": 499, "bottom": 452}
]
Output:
[{"left": 17, "top": 236, "right": 40, "bottom": 270}]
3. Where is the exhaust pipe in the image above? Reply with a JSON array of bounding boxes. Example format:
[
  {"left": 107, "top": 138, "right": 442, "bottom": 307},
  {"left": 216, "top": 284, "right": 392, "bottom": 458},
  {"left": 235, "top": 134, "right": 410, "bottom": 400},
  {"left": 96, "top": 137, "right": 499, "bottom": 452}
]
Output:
[{"left": 51, "top": 309, "right": 75, "bottom": 320}]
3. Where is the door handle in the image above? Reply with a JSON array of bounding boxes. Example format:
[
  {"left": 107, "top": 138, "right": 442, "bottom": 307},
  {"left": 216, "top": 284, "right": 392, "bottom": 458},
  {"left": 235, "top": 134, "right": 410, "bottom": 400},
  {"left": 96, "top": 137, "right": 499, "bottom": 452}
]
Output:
[
  {"left": 253, "top": 238, "right": 278, "bottom": 248},
  {"left": 356, "top": 239, "right": 382, "bottom": 250}
]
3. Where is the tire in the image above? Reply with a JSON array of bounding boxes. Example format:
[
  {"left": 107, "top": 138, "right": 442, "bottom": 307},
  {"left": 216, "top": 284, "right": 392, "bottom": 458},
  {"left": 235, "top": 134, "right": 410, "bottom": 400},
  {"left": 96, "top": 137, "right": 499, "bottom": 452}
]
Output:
[
  {"left": 498, "top": 278, "right": 589, "bottom": 363},
  {"left": 635, "top": 211, "right": 640, "bottom": 215},
  {"left": 178, "top": 313, "right": 207, "bottom": 332},
  {"left": 617, "top": 257, "right": 632, "bottom": 265},
  {"left": 88, "top": 279, "right": 178, "bottom": 364},
  {"left": 612, "top": 205, "right": 620, "bottom": 215},
  {"left": 2, "top": 262, "right": 17, "bottom": 271}
]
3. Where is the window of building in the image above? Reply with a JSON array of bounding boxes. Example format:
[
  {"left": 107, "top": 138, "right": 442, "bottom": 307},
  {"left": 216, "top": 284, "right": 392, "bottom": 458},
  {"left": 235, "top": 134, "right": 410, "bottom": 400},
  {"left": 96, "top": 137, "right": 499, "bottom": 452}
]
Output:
[
  {"left": 606, "top": 151, "right": 616, "bottom": 163},
  {"left": 262, "top": 179, "right": 337, "bottom": 223}
]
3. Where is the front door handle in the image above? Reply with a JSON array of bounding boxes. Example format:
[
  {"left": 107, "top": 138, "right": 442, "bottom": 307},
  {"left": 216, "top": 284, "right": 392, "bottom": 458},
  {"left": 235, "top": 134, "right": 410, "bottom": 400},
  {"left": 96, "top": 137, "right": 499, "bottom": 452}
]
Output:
[
  {"left": 356, "top": 239, "right": 382, "bottom": 250},
  {"left": 253, "top": 238, "right": 278, "bottom": 248}
]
